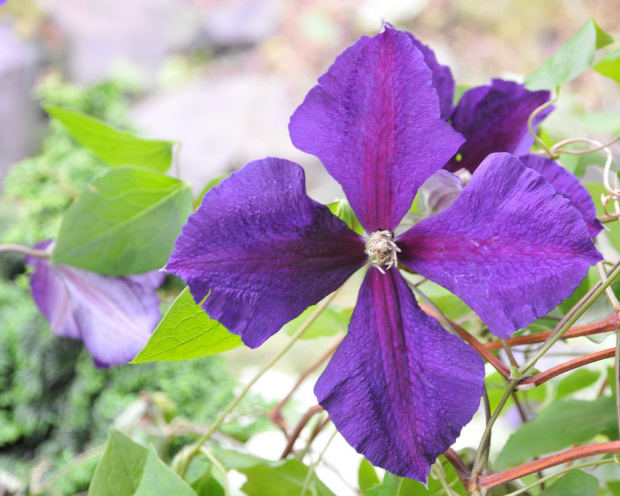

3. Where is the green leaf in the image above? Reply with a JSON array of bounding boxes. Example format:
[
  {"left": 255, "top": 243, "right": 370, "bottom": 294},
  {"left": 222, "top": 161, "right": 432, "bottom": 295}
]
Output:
[
  {"left": 540, "top": 470, "right": 599, "bottom": 496},
  {"left": 359, "top": 459, "right": 380, "bottom": 494},
  {"left": 195, "top": 174, "right": 230, "bottom": 209},
  {"left": 556, "top": 369, "right": 601, "bottom": 398},
  {"left": 132, "top": 287, "right": 242, "bottom": 363},
  {"left": 495, "top": 397, "right": 617, "bottom": 468},
  {"left": 366, "top": 473, "right": 427, "bottom": 496},
  {"left": 134, "top": 449, "right": 197, "bottom": 496},
  {"left": 90, "top": 429, "right": 197, "bottom": 496},
  {"left": 327, "top": 200, "right": 364, "bottom": 235},
  {"left": 45, "top": 105, "right": 174, "bottom": 172},
  {"left": 594, "top": 47, "right": 620, "bottom": 83},
  {"left": 283, "top": 303, "right": 352, "bottom": 340},
  {"left": 52, "top": 166, "right": 193, "bottom": 275},
  {"left": 213, "top": 449, "right": 335, "bottom": 496},
  {"left": 525, "top": 19, "right": 614, "bottom": 90},
  {"left": 586, "top": 183, "right": 620, "bottom": 254}
]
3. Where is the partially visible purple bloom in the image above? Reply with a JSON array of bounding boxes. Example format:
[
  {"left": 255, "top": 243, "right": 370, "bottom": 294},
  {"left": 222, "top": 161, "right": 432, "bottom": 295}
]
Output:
[
  {"left": 416, "top": 39, "right": 603, "bottom": 237},
  {"left": 166, "top": 27, "right": 601, "bottom": 480},
  {"left": 27, "top": 240, "right": 164, "bottom": 367},
  {"left": 445, "top": 79, "right": 552, "bottom": 173}
]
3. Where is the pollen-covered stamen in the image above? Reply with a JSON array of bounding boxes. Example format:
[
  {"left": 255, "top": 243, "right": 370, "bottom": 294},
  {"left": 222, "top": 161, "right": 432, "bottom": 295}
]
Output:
[{"left": 365, "top": 230, "right": 401, "bottom": 274}]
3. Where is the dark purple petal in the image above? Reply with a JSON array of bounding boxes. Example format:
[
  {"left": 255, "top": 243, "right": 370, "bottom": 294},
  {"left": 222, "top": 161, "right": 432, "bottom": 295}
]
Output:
[
  {"left": 446, "top": 80, "right": 552, "bottom": 173},
  {"left": 405, "top": 33, "right": 455, "bottom": 120},
  {"left": 165, "top": 158, "right": 367, "bottom": 348},
  {"left": 315, "top": 268, "right": 484, "bottom": 481},
  {"left": 399, "top": 153, "right": 602, "bottom": 338},
  {"left": 28, "top": 242, "right": 164, "bottom": 367},
  {"left": 520, "top": 154, "right": 604, "bottom": 237},
  {"left": 417, "top": 169, "right": 463, "bottom": 216},
  {"left": 289, "top": 26, "right": 464, "bottom": 233}
]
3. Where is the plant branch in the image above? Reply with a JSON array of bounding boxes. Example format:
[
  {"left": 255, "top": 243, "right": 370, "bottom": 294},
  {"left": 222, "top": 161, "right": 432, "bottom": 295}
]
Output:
[
  {"left": 442, "top": 448, "right": 471, "bottom": 487},
  {"left": 477, "top": 441, "right": 620, "bottom": 490},
  {"left": 270, "top": 339, "right": 341, "bottom": 436},
  {"left": 419, "top": 303, "right": 510, "bottom": 378},
  {"left": 528, "top": 89, "right": 560, "bottom": 159},
  {"left": 485, "top": 314, "right": 618, "bottom": 350},
  {"left": 516, "top": 348, "right": 615, "bottom": 390},
  {"left": 300, "top": 428, "right": 339, "bottom": 496},
  {"left": 281, "top": 405, "right": 324, "bottom": 459},
  {"left": 175, "top": 291, "right": 338, "bottom": 477},
  {"left": 0, "top": 243, "right": 51, "bottom": 259}
]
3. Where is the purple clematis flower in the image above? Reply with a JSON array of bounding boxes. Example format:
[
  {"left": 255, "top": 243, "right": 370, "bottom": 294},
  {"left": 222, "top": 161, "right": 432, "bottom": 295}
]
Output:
[
  {"left": 414, "top": 42, "right": 604, "bottom": 236},
  {"left": 27, "top": 240, "right": 165, "bottom": 367},
  {"left": 166, "top": 26, "right": 602, "bottom": 480}
]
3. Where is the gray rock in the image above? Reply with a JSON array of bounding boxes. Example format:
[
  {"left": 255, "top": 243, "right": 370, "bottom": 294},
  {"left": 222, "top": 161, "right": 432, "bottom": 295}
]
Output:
[
  {"left": 45, "top": 0, "right": 202, "bottom": 84},
  {"left": 0, "top": 24, "right": 42, "bottom": 185},
  {"left": 130, "top": 71, "right": 341, "bottom": 202}
]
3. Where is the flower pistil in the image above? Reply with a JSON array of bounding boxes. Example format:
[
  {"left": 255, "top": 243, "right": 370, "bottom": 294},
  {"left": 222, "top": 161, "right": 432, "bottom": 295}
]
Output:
[{"left": 365, "top": 230, "right": 401, "bottom": 273}]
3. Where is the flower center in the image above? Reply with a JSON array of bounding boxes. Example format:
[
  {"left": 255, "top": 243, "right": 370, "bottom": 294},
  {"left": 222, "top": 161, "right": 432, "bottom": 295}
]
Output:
[{"left": 365, "top": 230, "right": 401, "bottom": 274}]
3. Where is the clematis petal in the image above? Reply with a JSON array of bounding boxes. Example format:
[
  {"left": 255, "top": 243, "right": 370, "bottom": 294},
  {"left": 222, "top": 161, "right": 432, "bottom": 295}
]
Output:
[
  {"left": 445, "top": 79, "right": 552, "bottom": 173},
  {"left": 520, "top": 154, "right": 604, "bottom": 237},
  {"left": 165, "top": 158, "right": 367, "bottom": 348},
  {"left": 315, "top": 268, "right": 484, "bottom": 481},
  {"left": 27, "top": 242, "right": 164, "bottom": 367},
  {"left": 289, "top": 26, "right": 464, "bottom": 233},
  {"left": 399, "top": 153, "right": 602, "bottom": 339},
  {"left": 417, "top": 169, "right": 463, "bottom": 217},
  {"left": 405, "top": 33, "right": 455, "bottom": 119},
  {"left": 28, "top": 240, "right": 79, "bottom": 339}
]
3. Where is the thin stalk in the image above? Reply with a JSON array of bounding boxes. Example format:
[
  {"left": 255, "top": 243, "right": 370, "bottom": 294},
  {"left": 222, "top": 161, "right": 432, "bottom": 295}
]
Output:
[
  {"left": 479, "top": 441, "right": 620, "bottom": 490},
  {"left": 0, "top": 243, "right": 51, "bottom": 259},
  {"left": 281, "top": 405, "right": 323, "bottom": 459},
  {"left": 527, "top": 89, "right": 560, "bottom": 158},
  {"left": 176, "top": 291, "right": 338, "bottom": 477},
  {"left": 485, "top": 315, "right": 617, "bottom": 350},
  {"left": 516, "top": 348, "right": 615, "bottom": 390},
  {"left": 472, "top": 379, "right": 519, "bottom": 476},
  {"left": 200, "top": 447, "right": 230, "bottom": 496},
  {"left": 501, "top": 458, "right": 617, "bottom": 496},
  {"left": 518, "top": 262, "right": 620, "bottom": 375},
  {"left": 443, "top": 449, "right": 471, "bottom": 487},
  {"left": 431, "top": 463, "right": 457, "bottom": 496},
  {"left": 300, "top": 429, "right": 339, "bottom": 496}
]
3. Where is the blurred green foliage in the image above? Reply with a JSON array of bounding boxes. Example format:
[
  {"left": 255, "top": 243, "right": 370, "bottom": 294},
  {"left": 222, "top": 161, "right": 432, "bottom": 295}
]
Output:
[{"left": 0, "top": 76, "right": 237, "bottom": 494}]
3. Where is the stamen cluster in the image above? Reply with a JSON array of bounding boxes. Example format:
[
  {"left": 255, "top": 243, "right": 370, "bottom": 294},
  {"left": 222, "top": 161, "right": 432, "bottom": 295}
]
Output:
[{"left": 365, "top": 230, "right": 401, "bottom": 273}]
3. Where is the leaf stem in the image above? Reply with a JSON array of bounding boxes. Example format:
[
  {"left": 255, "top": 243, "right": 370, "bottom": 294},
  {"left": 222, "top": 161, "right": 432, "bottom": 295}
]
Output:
[
  {"left": 518, "top": 262, "right": 620, "bottom": 376},
  {"left": 478, "top": 441, "right": 620, "bottom": 491},
  {"left": 0, "top": 243, "right": 51, "bottom": 259},
  {"left": 527, "top": 88, "right": 560, "bottom": 159},
  {"left": 200, "top": 447, "right": 230, "bottom": 496},
  {"left": 175, "top": 291, "right": 338, "bottom": 477},
  {"left": 300, "top": 428, "right": 338, "bottom": 496},
  {"left": 501, "top": 458, "right": 617, "bottom": 496}
]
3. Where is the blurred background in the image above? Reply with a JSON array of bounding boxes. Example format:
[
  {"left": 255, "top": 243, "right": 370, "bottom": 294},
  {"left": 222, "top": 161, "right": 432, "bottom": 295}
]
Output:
[{"left": 0, "top": 0, "right": 619, "bottom": 494}]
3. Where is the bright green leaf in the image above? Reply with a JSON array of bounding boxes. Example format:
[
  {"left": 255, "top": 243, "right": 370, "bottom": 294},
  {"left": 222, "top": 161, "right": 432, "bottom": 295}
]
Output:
[
  {"left": 45, "top": 105, "right": 174, "bottom": 172},
  {"left": 90, "top": 429, "right": 197, "bottom": 496},
  {"left": 359, "top": 459, "right": 380, "bottom": 494},
  {"left": 556, "top": 369, "right": 601, "bottom": 398},
  {"left": 540, "top": 469, "right": 598, "bottom": 496},
  {"left": 495, "top": 397, "right": 617, "bottom": 469},
  {"left": 132, "top": 287, "right": 242, "bottom": 363},
  {"left": 133, "top": 449, "right": 197, "bottom": 496},
  {"left": 195, "top": 174, "right": 230, "bottom": 209},
  {"left": 366, "top": 472, "right": 427, "bottom": 496},
  {"left": 525, "top": 19, "right": 614, "bottom": 90},
  {"left": 52, "top": 166, "right": 193, "bottom": 275},
  {"left": 594, "top": 47, "right": 620, "bottom": 83},
  {"left": 283, "top": 303, "right": 352, "bottom": 340},
  {"left": 328, "top": 199, "right": 364, "bottom": 235},
  {"left": 214, "top": 449, "right": 335, "bottom": 496}
]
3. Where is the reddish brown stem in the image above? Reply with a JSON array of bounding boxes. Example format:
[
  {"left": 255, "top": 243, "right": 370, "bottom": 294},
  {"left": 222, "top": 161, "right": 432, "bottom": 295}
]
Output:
[
  {"left": 280, "top": 405, "right": 323, "bottom": 458},
  {"left": 485, "top": 314, "right": 618, "bottom": 351},
  {"left": 443, "top": 448, "right": 471, "bottom": 487},
  {"left": 476, "top": 441, "right": 620, "bottom": 490},
  {"left": 270, "top": 340, "right": 341, "bottom": 435},
  {"left": 420, "top": 304, "right": 511, "bottom": 378},
  {"left": 517, "top": 348, "right": 615, "bottom": 390}
]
